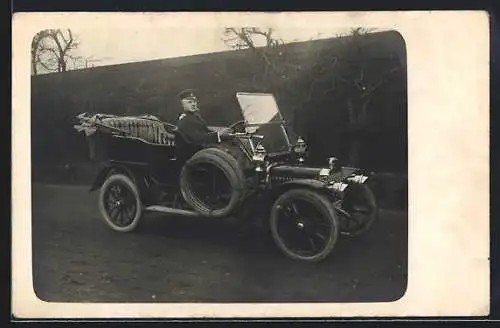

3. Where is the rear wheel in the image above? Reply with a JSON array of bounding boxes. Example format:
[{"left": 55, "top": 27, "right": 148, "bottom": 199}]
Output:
[
  {"left": 270, "top": 188, "right": 340, "bottom": 262},
  {"left": 99, "top": 174, "right": 143, "bottom": 232}
]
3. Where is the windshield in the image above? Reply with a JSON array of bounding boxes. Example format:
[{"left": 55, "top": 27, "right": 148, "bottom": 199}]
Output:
[{"left": 236, "top": 92, "right": 291, "bottom": 154}]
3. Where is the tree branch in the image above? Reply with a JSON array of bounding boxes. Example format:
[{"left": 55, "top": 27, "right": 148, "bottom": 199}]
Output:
[
  {"left": 50, "top": 30, "right": 64, "bottom": 55},
  {"left": 38, "top": 58, "right": 57, "bottom": 72}
]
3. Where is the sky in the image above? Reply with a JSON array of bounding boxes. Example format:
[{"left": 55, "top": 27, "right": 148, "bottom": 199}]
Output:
[{"left": 64, "top": 27, "right": 357, "bottom": 69}]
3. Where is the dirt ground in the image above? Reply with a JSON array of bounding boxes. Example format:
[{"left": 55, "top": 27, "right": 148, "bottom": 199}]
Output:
[{"left": 32, "top": 183, "right": 408, "bottom": 303}]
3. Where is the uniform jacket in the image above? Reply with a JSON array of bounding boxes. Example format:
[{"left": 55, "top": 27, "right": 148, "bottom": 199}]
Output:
[{"left": 176, "top": 111, "right": 219, "bottom": 145}]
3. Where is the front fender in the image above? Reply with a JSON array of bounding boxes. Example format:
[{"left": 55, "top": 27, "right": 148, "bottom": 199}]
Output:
[
  {"left": 89, "top": 167, "right": 112, "bottom": 192},
  {"left": 271, "top": 179, "right": 331, "bottom": 200},
  {"left": 89, "top": 162, "right": 140, "bottom": 192}
]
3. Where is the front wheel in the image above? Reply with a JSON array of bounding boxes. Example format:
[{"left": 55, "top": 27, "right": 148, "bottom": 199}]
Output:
[
  {"left": 98, "top": 174, "right": 143, "bottom": 232},
  {"left": 270, "top": 189, "right": 340, "bottom": 262}
]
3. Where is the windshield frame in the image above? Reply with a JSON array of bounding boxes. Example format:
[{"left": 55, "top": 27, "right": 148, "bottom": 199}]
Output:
[{"left": 235, "top": 92, "right": 293, "bottom": 155}]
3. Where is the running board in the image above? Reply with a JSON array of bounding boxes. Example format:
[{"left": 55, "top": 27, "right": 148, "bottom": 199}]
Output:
[{"left": 144, "top": 205, "right": 201, "bottom": 217}]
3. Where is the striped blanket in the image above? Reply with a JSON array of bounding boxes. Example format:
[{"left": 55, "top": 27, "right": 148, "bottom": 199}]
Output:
[{"left": 74, "top": 113, "right": 176, "bottom": 146}]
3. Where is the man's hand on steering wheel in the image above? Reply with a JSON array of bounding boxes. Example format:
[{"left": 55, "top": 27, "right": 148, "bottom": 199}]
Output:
[{"left": 228, "top": 120, "right": 246, "bottom": 134}]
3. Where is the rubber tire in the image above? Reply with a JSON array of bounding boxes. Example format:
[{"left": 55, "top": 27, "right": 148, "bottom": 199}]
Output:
[
  {"left": 339, "top": 184, "right": 378, "bottom": 237},
  {"left": 99, "top": 174, "right": 143, "bottom": 232},
  {"left": 198, "top": 147, "right": 247, "bottom": 187},
  {"left": 180, "top": 148, "right": 246, "bottom": 218},
  {"left": 270, "top": 188, "right": 340, "bottom": 262}
]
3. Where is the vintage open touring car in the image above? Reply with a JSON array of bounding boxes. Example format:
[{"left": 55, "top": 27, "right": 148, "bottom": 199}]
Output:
[{"left": 74, "top": 92, "right": 378, "bottom": 262}]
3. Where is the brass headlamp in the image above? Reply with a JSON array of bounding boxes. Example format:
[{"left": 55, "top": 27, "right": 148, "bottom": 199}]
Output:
[{"left": 252, "top": 143, "right": 267, "bottom": 172}]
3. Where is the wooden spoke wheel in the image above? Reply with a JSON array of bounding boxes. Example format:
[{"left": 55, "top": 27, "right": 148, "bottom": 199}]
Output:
[
  {"left": 270, "top": 189, "right": 340, "bottom": 262},
  {"left": 99, "top": 174, "right": 143, "bottom": 232}
]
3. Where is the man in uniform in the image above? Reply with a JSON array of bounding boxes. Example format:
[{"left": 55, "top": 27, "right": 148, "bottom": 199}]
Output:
[{"left": 176, "top": 89, "right": 224, "bottom": 146}]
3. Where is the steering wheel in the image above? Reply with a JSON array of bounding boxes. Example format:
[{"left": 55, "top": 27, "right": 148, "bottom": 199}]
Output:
[{"left": 227, "top": 120, "right": 246, "bottom": 133}]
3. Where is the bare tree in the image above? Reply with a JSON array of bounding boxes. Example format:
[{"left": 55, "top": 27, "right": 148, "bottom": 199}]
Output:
[
  {"left": 288, "top": 26, "right": 400, "bottom": 166},
  {"left": 222, "top": 27, "right": 298, "bottom": 90},
  {"left": 223, "top": 27, "right": 283, "bottom": 50},
  {"left": 31, "top": 29, "right": 84, "bottom": 75},
  {"left": 334, "top": 27, "right": 400, "bottom": 165}
]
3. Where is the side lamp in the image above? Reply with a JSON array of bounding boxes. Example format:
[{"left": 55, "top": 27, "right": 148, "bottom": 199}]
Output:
[{"left": 293, "top": 136, "right": 307, "bottom": 163}]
